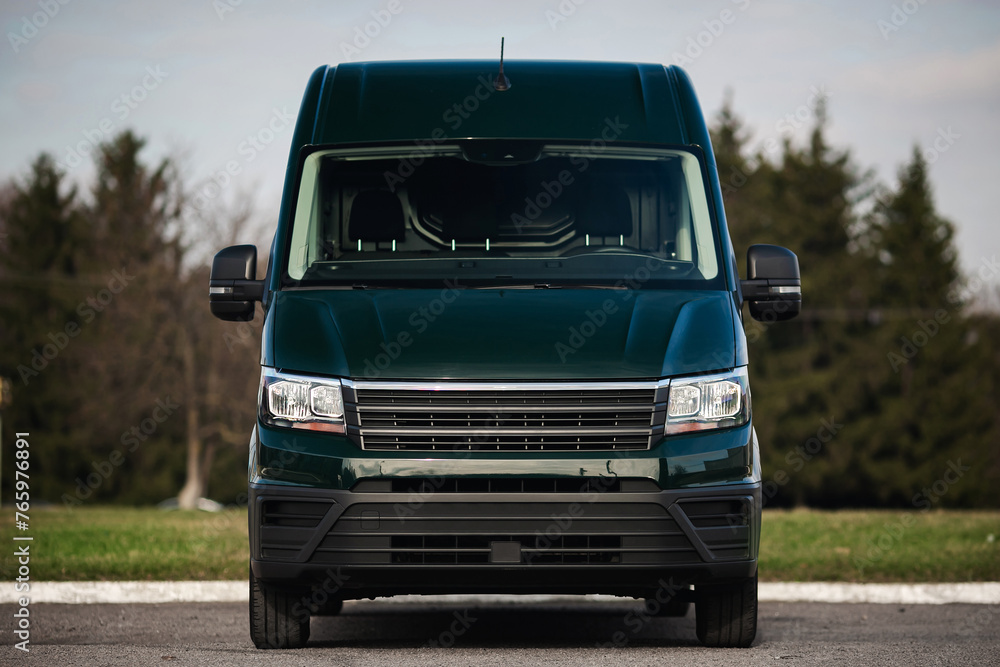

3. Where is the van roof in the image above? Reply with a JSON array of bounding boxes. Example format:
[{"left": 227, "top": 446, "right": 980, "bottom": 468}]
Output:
[{"left": 302, "top": 60, "right": 705, "bottom": 146}]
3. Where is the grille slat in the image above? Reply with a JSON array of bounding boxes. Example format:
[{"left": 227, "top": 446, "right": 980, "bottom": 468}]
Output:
[
  {"left": 336, "top": 515, "right": 663, "bottom": 523},
  {"left": 322, "top": 530, "right": 682, "bottom": 538},
  {"left": 352, "top": 477, "right": 660, "bottom": 494},
  {"left": 261, "top": 501, "right": 330, "bottom": 528},
  {"left": 314, "top": 545, "right": 691, "bottom": 554},
  {"left": 360, "top": 426, "right": 652, "bottom": 435},
  {"left": 360, "top": 435, "right": 651, "bottom": 451},
  {"left": 360, "top": 419, "right": 654, "bottom": 429},
  {"left": 351, "top": 384, "right": 661, "bottom": 452},
  {"left": 358, "top": 403, "right": 652, "bottom": 412}
]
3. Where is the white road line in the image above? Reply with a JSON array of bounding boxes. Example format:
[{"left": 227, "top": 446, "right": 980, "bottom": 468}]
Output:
[{"left": 3, "top": 582, "right": 999, "bottom": 605}]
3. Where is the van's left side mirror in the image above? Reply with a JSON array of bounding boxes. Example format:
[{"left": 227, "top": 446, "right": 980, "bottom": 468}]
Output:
[
  {"left": 741, "top": 244, "right": 801, "bottom": 322},
  {"left": 209, "top": 245, "right": 264, "bottom": 321}
]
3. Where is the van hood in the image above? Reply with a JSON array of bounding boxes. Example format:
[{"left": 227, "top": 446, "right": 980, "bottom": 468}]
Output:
[{"left": 268, "top": 288, "right": 737, "bottom": 380}]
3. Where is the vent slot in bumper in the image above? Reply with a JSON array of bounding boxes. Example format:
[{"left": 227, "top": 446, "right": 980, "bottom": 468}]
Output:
[
  {"left": 310, "top": 501, "right": 699, "bottom": 566},
  {"left": 678, "top": 498, "right": 752, "bottom": 560}
]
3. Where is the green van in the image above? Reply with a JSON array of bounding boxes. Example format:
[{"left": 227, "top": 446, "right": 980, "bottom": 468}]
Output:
[{"left": 209, "top": 60, "right": 800, "bottom": 649}]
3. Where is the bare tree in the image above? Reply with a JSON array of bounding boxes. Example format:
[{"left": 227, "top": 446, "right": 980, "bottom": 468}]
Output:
[{"left": 175, "top": 199, "right": 263, "bottom": 509}]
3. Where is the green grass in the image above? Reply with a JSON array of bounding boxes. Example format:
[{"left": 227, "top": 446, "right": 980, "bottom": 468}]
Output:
[
  {"left": 759, "top": 509, "right": 1000, "bottom": 582},
  {"left": 1, "top": 506, "right": 997, "bottom": 582},
  {"left": 0, "top": 507, "right": 247, "bottom": 581}
]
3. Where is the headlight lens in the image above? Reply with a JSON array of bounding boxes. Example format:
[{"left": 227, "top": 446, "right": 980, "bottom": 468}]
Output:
[
  {"left": 665, "top": 368, "right": 750, "bottom": 434},
  {"left": 310, "top": 385, "right": 344, "bottom": 418},
  {"left": 260, "top": 369, "right": 345, "bottom": 433}
]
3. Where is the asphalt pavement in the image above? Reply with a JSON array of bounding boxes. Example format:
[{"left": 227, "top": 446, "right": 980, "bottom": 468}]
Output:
[{"left": 2, "top": 597, "right": 998, "bottom": 666}]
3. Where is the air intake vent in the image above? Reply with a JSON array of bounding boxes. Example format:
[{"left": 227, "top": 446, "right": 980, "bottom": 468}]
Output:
[
  {"left": 259, "top": 500, "right": 334, "bottom": 561},
  {"left": 309, "top": 501, "right": 698, "bottom": 567},
  {"left": 679, "top": 498, "right": 752, "bottom": 560}
]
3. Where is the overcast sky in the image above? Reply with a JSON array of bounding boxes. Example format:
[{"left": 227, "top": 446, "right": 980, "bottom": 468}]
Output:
[{"left": 1, "top": 0, "right": 998, "bottom": 277}]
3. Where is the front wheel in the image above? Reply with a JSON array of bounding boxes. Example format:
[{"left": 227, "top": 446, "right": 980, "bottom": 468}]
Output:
[
  {"left": 249, "top": 567, "right": 310, "bottom": 649},
  {"left": 695, "top": 573, "right": 758, "bottom": 648}
]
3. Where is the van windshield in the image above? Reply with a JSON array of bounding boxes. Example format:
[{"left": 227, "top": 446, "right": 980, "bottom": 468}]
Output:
[{"left": 283, "top": 142, "right": 724, "bottom": 289}]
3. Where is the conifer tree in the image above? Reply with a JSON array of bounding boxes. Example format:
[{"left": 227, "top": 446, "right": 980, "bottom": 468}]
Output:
[{"left": 868, "top": 148, "right": 960, "bottom": 310}]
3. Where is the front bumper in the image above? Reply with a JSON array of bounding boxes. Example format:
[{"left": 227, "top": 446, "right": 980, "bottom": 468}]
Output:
[{"left": 249, "top": 478, "right": 761, "bottom": 599}]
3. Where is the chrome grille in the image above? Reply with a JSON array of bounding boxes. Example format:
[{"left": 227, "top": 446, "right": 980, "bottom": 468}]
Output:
[{"left": 345, "top": 382, "right": 666, "bottom": 451}]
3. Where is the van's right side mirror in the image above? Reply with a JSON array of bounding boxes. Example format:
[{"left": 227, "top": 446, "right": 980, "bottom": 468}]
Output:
[{"left": 741, "top": 244, "right": 801, "bottom": 322}]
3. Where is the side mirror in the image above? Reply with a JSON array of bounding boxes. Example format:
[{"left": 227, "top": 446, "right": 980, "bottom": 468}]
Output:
[
  {"left": 741, "top": 244, "right": 801, "bottom": 322},
  {"left": 209, "top": 245, "right": 264, "bottom": 322}
]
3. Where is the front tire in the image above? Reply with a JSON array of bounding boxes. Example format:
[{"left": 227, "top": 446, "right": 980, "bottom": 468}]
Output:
[
  {"left": 249, "top": 567, "right": 310, "bottom": 649},
  {"left": 695, "top": 573, "right": 757, "bottom": 648}
]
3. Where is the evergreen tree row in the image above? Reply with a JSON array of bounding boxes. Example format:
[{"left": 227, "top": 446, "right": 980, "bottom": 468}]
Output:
[
  {"left": 712, "top": 99, "right": 999, "bottom": 508},
  {"left": 0, "top": 110, "right": 997, "bottom": 508},
  {"left": 0, "top": 133, "right": 259, "bottom": 508}
]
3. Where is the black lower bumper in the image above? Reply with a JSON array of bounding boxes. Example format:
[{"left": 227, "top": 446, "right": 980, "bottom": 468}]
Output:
[{"left": 249, "top": 479, "right": 760, "bottom": 599}]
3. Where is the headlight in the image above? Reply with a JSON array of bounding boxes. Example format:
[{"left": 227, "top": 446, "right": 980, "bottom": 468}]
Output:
[
  {"left": 260, "top": 368, "right": 345, "bottom": 434},
  {"left": 665, "top": 368, "right": 750, "bottom": 434}
]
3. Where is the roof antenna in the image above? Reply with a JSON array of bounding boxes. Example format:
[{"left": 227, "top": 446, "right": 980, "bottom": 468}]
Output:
[{"left": 493, "top": 37, "right": 511, "bottom": 91}]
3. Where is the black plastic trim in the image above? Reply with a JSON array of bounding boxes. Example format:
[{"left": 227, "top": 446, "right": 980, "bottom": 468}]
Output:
[{"left": 249, "top": 480, "right": 760, "bottom": 598}]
